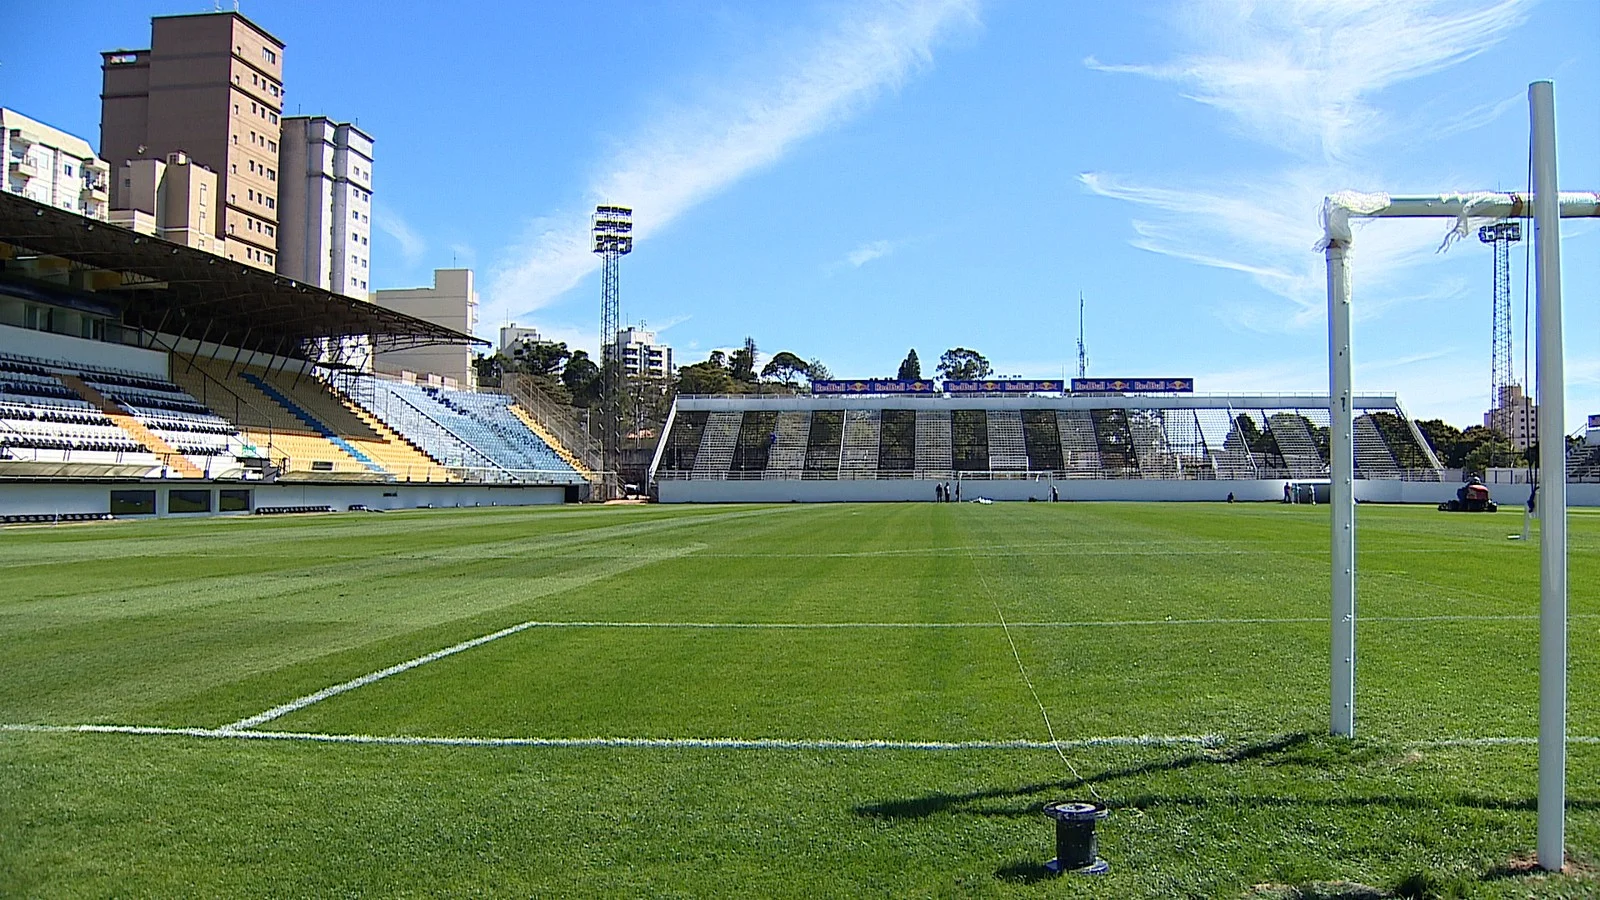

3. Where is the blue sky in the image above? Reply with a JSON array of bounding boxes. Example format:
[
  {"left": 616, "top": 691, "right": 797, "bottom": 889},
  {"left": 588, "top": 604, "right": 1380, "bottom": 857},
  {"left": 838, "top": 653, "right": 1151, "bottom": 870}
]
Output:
[{"left": 3, "top": 0, "right": 1598, "bottom": 428}]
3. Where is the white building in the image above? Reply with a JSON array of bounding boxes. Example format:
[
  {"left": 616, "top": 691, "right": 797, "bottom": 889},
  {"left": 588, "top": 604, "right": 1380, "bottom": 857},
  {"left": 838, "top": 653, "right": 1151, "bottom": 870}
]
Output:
[
  {"left": 612, "top": 326, "right": 673, "bottom": 379},
  {"left": 1485, "top": 383, "right": 1537, "bottom": 450},
  {"left": 499, "top": 324, "right": 542, "bottom": 354},
  {"left": 373, "top": 269, "right": 478, "bottom": 388},
  {"left": 276, "top": 116, "right": 373, "bottom": 298},
  {"left": 2, "top": 109, "right": 110, "bottom": 220}
]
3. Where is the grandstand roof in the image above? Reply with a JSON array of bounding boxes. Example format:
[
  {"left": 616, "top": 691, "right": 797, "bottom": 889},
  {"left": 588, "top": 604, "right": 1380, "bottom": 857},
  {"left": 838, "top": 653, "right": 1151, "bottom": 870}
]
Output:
[{"left": 0, "top": 192, "right": 486, "bottom": 357}]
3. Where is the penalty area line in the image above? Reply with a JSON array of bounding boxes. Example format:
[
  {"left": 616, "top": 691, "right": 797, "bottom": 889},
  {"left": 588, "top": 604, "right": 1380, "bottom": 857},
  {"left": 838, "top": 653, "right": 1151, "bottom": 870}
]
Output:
[{"left": 0, "top": 723, "right": 1222, "bottom": 752}]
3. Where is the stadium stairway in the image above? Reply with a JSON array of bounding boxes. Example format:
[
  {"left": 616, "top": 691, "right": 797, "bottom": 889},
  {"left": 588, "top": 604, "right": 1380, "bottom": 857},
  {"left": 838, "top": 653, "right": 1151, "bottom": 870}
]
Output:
[
  {"left": 1056, "top": 410, "right": 1102, "bottom": 477},
  {"left": 169, "top": 363, "right": 372, "bottom": 476},
  {"left": 56, "top": 375, "right": 205, "bottom": 477},
  {"left": 691, "top": 411, "right": 742, "bottom": 477},
  {"left": 1090, "top": 408, "right": 1139, "bottom": 477},
  {"left": 763, "top": 411, "right": 811, "bottom": 479},
  {"left": 914, "top": 409, "right": 953, "bottom": 478},
  {"left": 1353, "top": 415, "right": 1402, "bottom": 478},
  {"left": 507, "top": 403, "right": 597, "bottom": 481},
  {"left": 1127, "top": 411, "right": 1182, "bottom": 479},
  {"left": 839, "top": 409, "right": 881, "bottom": 479},
  {"left": 985, "top": 409, "right": 1029, "bottom": 470},
  {"left": 240, "top": 373, "right": 386, "bottom": 474},
  {"left": 1268, "top": 413, "right": 1326, "bottom": 477}
]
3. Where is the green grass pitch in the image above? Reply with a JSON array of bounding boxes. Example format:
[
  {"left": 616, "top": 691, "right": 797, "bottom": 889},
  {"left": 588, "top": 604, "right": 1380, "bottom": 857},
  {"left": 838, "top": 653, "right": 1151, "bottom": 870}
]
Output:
[{"left": 1, "top": 501, "right": 1596, "bottom": 897}]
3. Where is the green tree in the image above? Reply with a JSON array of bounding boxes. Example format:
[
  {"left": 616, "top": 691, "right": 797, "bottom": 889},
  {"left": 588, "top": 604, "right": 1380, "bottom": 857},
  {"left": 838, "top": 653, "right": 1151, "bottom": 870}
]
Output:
[
  {"left": 807, "top": 357, "right": 831, "bottom": 381},
  {"left": 937, "top": 347, "right": 991, "bottom": 381},
  {"left": 677, "top": 352, "right": 737, "bottom": 395},
  {"left": 897, "top": 349, "right": 922, "bottom": 380},
  {"left": 472, "top": 353, "right": 504, "bottom": 388},
  {"left": 729, "top": 337, "right": 758, "bottom": 383},
  {"left": 509, "top": 340, "right": 570, "bottom": 377},
  {"left": 760, "top": 351, "right": 811, "bottom": 387},
  {"left": 1414, "top": 418, "right": 1463, "bottom": 464},
  {"left": 561, "top": 350, "right": 601, "bottom": 407}
]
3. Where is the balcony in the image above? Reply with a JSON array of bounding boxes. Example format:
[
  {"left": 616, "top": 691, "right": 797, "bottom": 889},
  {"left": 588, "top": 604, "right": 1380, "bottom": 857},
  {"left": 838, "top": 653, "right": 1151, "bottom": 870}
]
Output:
[
  {"left": 81, "top": 181, "right": 108, "bottom": 203},
  {"left": 8, "top": 156, "right": 39, "bottom": 179}
]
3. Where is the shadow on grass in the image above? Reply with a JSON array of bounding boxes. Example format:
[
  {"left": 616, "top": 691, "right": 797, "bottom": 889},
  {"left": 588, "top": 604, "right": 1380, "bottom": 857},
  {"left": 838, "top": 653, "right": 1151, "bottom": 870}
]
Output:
[
  {"left": 855, "top": 731, "right": 1597, "bottom": 822},
  {"left": 992, "top": 860, "right": 1056, "bottom": 885},
  {"left": 855, "top": 732, "right": 1311, "bottom": 821}
]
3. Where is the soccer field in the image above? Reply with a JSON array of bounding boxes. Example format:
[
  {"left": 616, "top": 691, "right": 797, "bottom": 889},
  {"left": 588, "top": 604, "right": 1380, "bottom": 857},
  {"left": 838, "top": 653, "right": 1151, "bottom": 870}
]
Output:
[{"left": 1, "top": 502, "right": 1596, "bottom": 897}]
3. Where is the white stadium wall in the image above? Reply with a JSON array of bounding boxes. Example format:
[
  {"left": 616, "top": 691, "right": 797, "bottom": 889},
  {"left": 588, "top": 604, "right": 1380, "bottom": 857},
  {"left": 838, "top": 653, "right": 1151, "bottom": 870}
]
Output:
[{"left": 0, "top": 480, "right": 565, "bottom": 517}]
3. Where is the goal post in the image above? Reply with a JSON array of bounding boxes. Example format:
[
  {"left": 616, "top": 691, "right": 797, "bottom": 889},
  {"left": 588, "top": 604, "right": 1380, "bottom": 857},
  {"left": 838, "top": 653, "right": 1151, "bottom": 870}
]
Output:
[{"left": 1318, "top": 81, "right": 1598, "bottom": 871}]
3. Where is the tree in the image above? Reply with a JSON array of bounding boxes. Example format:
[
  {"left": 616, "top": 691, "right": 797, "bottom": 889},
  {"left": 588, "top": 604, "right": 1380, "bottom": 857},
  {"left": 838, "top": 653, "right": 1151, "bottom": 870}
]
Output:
[
  {"left": 510, "top": 340, "right": 570, "bottom": 378},
  {"left": 760, "top": 351, "right": 811, "bottom": 387},
  {"left": 561, "top": 350, "right": 601, "bottom": 408},
  {"left": 729, "top": 336, "right": 758, "bottom": 383},
  {"left": 677, "top": 351, "right": 737, "bottom": 395},
  {"left": 472, "top": 353, "right": 504, "bottom": 388},
  {"left": 807, "top": 358, "right": 831, "bottom": 381},
  {"left": 1456, "top": 425, "right": 1515, "bottom": 472},
  {"left": 897, "top": 349, "right": 922, "bottom": 380},
  {"left": 1414, "top": 418, "right": 1463, "bottom": 464},
  {"left": 937, "top": 347, "right": 991, "bottom": 381}
]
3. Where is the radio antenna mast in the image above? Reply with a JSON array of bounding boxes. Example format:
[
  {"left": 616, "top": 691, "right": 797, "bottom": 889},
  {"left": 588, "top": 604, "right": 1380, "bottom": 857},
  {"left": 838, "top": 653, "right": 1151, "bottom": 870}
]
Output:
[{"left": 1076, "top": 293, "right": 1089, "bottom": 379}]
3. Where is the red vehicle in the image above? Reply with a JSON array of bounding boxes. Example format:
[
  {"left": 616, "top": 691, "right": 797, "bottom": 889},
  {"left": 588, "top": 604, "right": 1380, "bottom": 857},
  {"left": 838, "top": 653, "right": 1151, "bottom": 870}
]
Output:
[{"left": 1440, "top": 479, "right": 1498, "bottom": 512}]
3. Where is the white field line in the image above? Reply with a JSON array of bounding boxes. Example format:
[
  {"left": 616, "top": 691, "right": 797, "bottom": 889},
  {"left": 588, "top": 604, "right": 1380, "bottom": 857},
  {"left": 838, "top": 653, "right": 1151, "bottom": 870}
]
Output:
[
  {"left": 0, "top": 723, "right": 1221, "bottom": 751},
  {"left": 6, "top": 723, "right": 1598, "bottom": 751},
  {"left": 221, "top": 617, "right": 556, "bottom": 731},
  {"left": 244, "top": 613, "right": 1582, "bottom": 630},
  {"left": 220, "top": 613, "right": 1590, "bottom": 731}
]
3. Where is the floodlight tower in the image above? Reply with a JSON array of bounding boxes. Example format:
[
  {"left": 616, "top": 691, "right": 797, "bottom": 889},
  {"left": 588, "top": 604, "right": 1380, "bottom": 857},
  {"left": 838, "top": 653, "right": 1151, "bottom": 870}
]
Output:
[
  {"left": 593, "top": 205, "right": 633, "bottom": 495},
  {"left": 1479, "top": 220, "right": 1522, "bottom": 412}
]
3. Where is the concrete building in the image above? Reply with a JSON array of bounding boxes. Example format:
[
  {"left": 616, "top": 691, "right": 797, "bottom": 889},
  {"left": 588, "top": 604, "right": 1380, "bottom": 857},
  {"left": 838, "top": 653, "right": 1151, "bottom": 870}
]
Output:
[
  {"left": 611, "top": 326, "right": 673, "bottom": 379},
  {"left": 499, "top": 325, "right": 542, "bottom": 354},
  {"left": 101, "top": 11, "right": 284, "bottom": 271},
  {"left": 107, "top": 152, "right": 219, "bottom": 253},
  {"left": 1, "top": 109, "right": 110, "bottom": 220},
  {"left": 277, "top": 117, "right": 373, "bottom": 297},
  {"left": 373, "top": 269, "right": 478, "bottom": 388},
  {"left": 1485, "top": 383, "right": 1537, "bottom": 450}
]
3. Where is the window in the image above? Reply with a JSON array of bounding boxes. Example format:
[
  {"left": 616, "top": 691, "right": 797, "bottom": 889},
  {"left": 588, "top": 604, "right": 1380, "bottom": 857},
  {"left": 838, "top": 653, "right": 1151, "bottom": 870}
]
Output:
[
  {"left": 267, "top": 198, "right": 274, "bottom": 209},
  {"left": 361, "top": 236, "right": 368, "bottom": 245},
  {"left": 110, "top": 490, "right": 156, "bottom": 515},
  {"left": 352, "top": 210, "right": 359, "bottom": 220},
  {"left": 262, "top": 48, "right": 276, "bottom": 64},
  {"left": 232, "top": 133, "right": 238, "bottom": 145},
  {"left": 219, "top": 489, "right": 251, "bottom": 512},
  {"left": 64, "top": 164, "right": 74, "bottom": 177},
  {"left": 234, "top": 104, "right": 239, "bottom": 115},
  {"left": 269, "top": 113, "right": 278, "bottom": 124},
  {"left": 350, "top": 276, "right": 358, "bottom": 287},
  {"left": 251, "top": 101, "right": 257, "bottom": 113},
  {"left": 267, "top": 140, "right": 276, "bottom": 152},
  {"left": 266, "top": 168, "right": 275, "bottom": 181},
  {"left": 167, "top": 490, "right": 212, "bottom": 515},
  {"left": 169, "top": 490, "right": 211, "bottom": 514},
  {"left": 264, "top": 252, "right": 273, "bottom": 265},
  {"left": 248, "top": 160, "right": 255, "bottom": 173},
  {"left": 265, "top": 225, "right": 273, "bottom": 237},
  {"left": 248, "top": 189, "right": 255, "bottom": 201},
  {"left": 360, "top": 280, "right": 366, "bottom": 289},
  {"left": 231, "top": 164, "right": 237, "bottom": 174}
]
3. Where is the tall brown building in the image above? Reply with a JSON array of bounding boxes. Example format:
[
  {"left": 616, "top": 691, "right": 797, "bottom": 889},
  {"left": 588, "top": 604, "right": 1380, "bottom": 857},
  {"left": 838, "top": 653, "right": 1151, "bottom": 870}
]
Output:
[{"left": 101, "top": 12, "right": 284, "bottom": 271}]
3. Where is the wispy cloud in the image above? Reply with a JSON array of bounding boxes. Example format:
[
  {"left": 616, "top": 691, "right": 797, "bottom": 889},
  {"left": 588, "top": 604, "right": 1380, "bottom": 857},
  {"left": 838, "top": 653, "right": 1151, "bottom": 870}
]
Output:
[
  {"left": 486, "top": 0, "right": 980, "bottom": 325},
  {"left": 825, "top": 238, "right": 902, "bottom": 273},
  {"left": 373, "top": 205, "right": 426, "bottom": 265},
  {"left": 1082, "top": 0, "right": 1532, "bottom": 333}
]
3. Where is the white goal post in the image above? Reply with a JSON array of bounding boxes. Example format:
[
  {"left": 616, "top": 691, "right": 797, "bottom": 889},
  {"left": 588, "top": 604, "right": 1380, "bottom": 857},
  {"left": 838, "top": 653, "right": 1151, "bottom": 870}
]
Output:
[{"left": 1319, "top": 81, "right": 1599, "bottom": 871}]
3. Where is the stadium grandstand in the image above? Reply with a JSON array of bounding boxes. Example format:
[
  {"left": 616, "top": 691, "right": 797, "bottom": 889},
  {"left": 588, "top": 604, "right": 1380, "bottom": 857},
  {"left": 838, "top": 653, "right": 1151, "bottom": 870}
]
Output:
[
  {"left": 649, "top": 391, "right": 1484, "bottom": 504},
  {"left": 0, "top": 191, "right": 597, "bottom": 520}
]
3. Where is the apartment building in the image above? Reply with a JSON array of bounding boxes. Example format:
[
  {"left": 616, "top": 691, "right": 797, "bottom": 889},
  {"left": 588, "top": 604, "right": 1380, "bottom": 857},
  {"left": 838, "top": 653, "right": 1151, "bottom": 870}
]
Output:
[
  {"left": 101, "top": 11, "right": 285, "bottom": 271},
  {"left": 1, "top": 109, "right": 110, "bottom": 220},
  {"left": 373, "top": 269, "right": 479, "bottom": 388},
  {"left": 108, "top": 152, "right": 219, "bottom": 253},
  {"left": 277, "top": 116, "right": 374, "bottom": 297},
  {"left": 611, "top": 326, "right": 673, "bottom": 379}
]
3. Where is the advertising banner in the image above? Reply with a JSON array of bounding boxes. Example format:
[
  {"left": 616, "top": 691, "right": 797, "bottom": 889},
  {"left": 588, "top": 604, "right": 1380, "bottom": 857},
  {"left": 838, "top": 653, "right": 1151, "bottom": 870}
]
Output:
[
  {"left": 942, "top": 380, "right": 1065, "bottom": 394},
  {"left": 810, "top": 379, "right": 938, "bottom": 395},
  {"left": 1070, "top": 378, "right": 1194, "bottom": 393}
]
